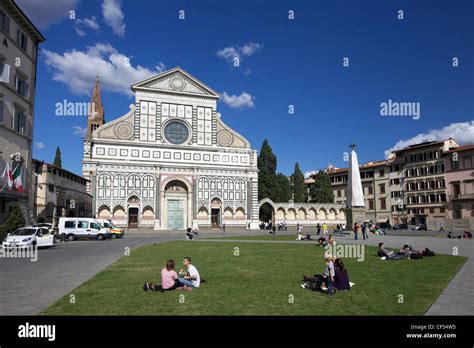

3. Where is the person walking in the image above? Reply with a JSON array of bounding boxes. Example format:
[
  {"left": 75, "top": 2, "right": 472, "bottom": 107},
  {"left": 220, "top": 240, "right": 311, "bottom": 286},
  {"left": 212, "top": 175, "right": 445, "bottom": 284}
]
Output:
[
  {"left": 322, "top": 222, "right": 328, "bottom": 236},
  {"left": 317, "top": 223, "right": 321, "bottom": 235},
  {"left": 361, "top": 223, "right": 368, "bottom": 240},
  {"left": 354, "top": 222, "right": 359, "bottom": 240}
]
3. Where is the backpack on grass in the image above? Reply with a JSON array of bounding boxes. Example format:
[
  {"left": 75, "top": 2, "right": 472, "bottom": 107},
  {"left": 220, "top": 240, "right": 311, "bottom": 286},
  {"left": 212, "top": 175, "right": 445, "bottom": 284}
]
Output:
[{"left": 422, "top": 248, "right": 435, "bottom": 257}]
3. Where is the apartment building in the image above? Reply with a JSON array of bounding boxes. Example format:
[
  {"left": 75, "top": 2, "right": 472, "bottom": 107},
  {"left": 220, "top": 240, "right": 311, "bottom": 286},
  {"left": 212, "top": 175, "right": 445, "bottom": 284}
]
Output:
[
  {"left": 388, "top": 139, "right": 459, "bottom": 228},
  {"left": 442, "top": 144, "right": 474, "bottom": 230},
  {"left": 32, "top": 159, "right": 93, "bottom": 226},
  {"left": 0, "top": 0, "right": 45, "bottom": 224},
  {"left": 388, "top": 156, "right": 406, "bottom": 225},
  {"left": 321, "top": 160, "right": 391, "bottom": 224}
]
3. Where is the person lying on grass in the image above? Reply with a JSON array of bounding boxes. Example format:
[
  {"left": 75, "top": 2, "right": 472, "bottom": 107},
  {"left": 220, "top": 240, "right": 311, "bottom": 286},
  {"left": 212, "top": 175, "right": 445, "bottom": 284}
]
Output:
[
  {"left": 399, "top": 244, "right": 422, "bottom": 256},
  {"left": 143, "top": 259, "right": 191, "bottom": 292},
  {"left": 296, "top": 232, "right": 311, "bottom": 241},
  {"left": 177, "top": 256, "right": 200, "bottom": 290},
  {"left": 378, "top": 242, "right": 405, "bottom": 260}
]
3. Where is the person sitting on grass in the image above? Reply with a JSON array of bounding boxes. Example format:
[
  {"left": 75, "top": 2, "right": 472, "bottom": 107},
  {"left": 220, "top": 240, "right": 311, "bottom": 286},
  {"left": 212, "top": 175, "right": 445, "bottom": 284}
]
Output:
[
  {"left": 447, "top": 231, "right": 455, "bottom": 239},
  {"left": 317, "top": 236, "right": 326, "bottom": 247},
  {"left": 334, "top": 258, "right": 352, "bottom": 291},
  {"left": 463, "top": 231, "right": 473, "bottom": 239},
  {"left": 186, "top": 227, "right": 195, "bottom": 240},
  {"left": 296, "top": 232, "right": 311, "bottom": 241},
  {"left": 378, "top": 242, "right": 405, "bottom": 260},
  {"left": 327, "top": 235, "right": 336, "bottom": 247},
  {"left": 177, "top": 257, "right": 200, "bottom": 290},
  {"left": 143, "top": 259, "right": 186, "bottom": 292}
]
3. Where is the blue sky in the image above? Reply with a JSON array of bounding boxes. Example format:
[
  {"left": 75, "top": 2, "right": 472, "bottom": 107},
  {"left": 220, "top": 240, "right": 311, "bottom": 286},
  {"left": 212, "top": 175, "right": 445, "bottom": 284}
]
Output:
[{"left": 19, "top": 0, "right": 474, "bottom": 176}]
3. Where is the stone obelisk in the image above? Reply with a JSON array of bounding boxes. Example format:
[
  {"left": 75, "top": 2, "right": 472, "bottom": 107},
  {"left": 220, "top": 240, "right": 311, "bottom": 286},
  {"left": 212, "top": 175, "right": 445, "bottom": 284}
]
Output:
[{"left": 346, "top": 144, "right": 366, "bottom": 230}]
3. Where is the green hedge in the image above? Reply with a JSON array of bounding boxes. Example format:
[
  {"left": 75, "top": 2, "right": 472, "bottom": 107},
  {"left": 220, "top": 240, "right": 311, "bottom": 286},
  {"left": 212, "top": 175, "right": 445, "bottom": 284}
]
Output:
[{"left": 0, "top": 206, "right": 25, "bottom": 242}]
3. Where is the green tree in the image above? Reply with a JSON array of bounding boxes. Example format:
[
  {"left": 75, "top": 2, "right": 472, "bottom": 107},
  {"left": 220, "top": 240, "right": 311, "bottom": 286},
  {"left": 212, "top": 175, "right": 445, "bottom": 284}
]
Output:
[
  {"left": 257, "top": 139, "right": 279, "bottom": 221},
  {"left": 53, "top": 147, "right": 62, "bottom": 168},
  {"left": 291, "top": 162, "right": 306, "bottom": 203},
  {"left": 0, "top": 206, "right": 25, "bottom": 241},
  {"left": 276, "top": 173, "right": 291, "bottom": 202},
  {"left": 309, "top": 170, "right": 335, "bottom": 203}
]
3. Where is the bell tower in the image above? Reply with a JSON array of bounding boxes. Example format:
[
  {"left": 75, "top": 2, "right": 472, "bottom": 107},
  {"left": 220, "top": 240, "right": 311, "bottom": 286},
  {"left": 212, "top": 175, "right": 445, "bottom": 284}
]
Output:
[{"left": 87, "top": 76, "right": 105, "bottom": 138}]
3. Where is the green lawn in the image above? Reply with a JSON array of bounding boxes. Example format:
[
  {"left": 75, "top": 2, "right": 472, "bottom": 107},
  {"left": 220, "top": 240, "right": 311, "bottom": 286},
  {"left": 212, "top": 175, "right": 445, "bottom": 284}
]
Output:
[
  {"left": 205, "top": 234, "right": 299, "bottom": 241},
  {"left": 42, "top": 241, "right": 466, "bottom": 315}
]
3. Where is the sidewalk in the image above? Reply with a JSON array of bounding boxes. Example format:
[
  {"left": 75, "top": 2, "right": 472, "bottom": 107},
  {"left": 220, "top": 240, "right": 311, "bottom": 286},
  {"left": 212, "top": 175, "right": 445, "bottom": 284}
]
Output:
[{"left": 425, "top": 258, "right": 474, "bottom": 315}]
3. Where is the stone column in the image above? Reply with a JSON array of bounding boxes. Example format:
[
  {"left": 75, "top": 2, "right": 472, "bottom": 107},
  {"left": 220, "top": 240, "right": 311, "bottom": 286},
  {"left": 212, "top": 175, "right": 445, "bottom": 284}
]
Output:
[
  {"left": 90, "top": 170, "right": 97, "bottom": 218},
  {"left": 154, "top": 166, "right": 161, "bottom": 230},
  {"left": 249, "top": 173, "right": 259, "bottom": 229},
  {"left": 346, "top": 144, "right": 366, "bottom": 229}
]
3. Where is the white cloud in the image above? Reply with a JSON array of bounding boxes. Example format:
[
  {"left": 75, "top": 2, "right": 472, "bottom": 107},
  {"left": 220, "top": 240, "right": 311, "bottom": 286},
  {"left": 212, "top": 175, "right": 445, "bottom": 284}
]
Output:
[
  {"left": 73, "top": 126, "right": 87, "bottom": 137},
  {"left": 239, "top": 42, "right": 262, "bottom": 56},
  {"left": 221, "top": 91, "right": 255, "bottom": 109},
  {"left": 34, "top": 142, "right": 45, "bottom": 150},
  {"left": 304, "top": 170, "right": 318, "bottom": 178},
  {"left": 43, "top": 43, "right": 165, "bottom": 96},
  {"left": 217, "top": 46, "right": 240, "bottom": 63},
  {"left": 75, "top": 16, "right": 99, "bottom": 36},
  {"left": 385, "top": 121, "right": 474, "bottom": 158},
  {"left": 16, "top": 0, "right": 79, "bottom": 29},
  {"left": 216, "top": 42, "right": 262, "bottom": 68},
  {"left": 102, "top": 0, "right": 125, "bottom": 37}
]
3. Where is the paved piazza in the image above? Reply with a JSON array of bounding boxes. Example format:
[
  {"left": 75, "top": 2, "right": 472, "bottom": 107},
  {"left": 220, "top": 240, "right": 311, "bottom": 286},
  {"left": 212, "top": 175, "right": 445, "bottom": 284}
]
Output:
[{"left": 1, "top": 229, "right": 472, "bottom": 316}]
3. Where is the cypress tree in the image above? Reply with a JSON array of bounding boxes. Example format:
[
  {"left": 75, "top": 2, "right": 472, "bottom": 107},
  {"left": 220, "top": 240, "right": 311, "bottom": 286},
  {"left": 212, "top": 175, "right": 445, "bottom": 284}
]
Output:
[
  {"left": 291, "top": 162, "right": 307, "bottom": 203},
  {"left": 53, "top": 147, "right": 62, "bottom": 168},
  {"left": 309, "top": 170, "right": 335, "bottom": 203}
]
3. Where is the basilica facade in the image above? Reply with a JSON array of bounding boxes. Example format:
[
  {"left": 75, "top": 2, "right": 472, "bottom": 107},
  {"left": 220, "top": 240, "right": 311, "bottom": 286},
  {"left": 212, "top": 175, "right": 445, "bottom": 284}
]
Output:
[{"left": 82, "top": 67, "right": 259, "bottom": 230}]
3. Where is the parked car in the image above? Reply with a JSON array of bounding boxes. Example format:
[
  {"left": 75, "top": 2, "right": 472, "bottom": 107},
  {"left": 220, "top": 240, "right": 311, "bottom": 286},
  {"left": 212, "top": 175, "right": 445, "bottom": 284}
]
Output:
[
  {"left": 415, "top": 224, "right": 427, "bottom": 231},
  {"left": 32, "top": 223, "right": 52, "bottom": 229},
  {"left": 96, "top": 219, "right": 125, "bottom": 239},
  {"left": 393, "top": 223, "right": 408, "bottom": 230},
  {"left": 58, "top": 218, "right": 110, "bottom": 241},
  {"left": 2, "top": 226, "right": 55, "bottom": 249},
  {"left": 378, "top": 222, "right": 392, "bottom": 230}
]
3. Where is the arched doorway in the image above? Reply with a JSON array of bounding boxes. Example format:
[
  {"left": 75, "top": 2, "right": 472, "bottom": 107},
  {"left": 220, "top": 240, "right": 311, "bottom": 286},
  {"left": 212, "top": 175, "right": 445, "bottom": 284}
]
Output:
[
  {"left": 259, "top": 202, "right": 275, "bottom": 229},
  {"left": 210, "top": 198, "right": 222, "bottom": 229},
  {"left": 164, "top": 180, "right": 188, "bottom": 230},
  {"left": 127, "top": 195, "right": 140, "bottom": 229}
]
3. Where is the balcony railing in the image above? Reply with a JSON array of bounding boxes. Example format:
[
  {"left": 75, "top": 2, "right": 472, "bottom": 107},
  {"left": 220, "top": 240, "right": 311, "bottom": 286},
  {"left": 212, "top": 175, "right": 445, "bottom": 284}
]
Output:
[{"left": 450, "top": 193, "right": 474, "bottom": 200}]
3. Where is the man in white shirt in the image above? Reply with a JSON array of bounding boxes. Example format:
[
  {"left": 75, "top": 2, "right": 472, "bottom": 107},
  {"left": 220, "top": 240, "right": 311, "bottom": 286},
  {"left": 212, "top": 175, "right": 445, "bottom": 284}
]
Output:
[{"left": 178, "top": 257, "right": 200, "bottom": 289}]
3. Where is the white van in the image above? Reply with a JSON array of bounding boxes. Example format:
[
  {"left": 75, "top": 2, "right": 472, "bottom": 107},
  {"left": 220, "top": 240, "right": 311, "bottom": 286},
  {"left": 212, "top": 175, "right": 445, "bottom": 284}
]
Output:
[
  {"left": 95, "top": 219, "right": 125, "bottom": 239},
  {"left": 58, "top": 218, "right": 110, "bottom": 241}
]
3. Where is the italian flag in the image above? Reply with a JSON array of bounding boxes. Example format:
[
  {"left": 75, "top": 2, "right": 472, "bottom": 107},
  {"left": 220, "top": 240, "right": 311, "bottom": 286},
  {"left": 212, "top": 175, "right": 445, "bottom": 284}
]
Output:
[
  {"left": 12, "top": 165, "right": 24, "bottom": 193},
  {"left": 1, "top": 162, "right": 13, "bottom": 190}
]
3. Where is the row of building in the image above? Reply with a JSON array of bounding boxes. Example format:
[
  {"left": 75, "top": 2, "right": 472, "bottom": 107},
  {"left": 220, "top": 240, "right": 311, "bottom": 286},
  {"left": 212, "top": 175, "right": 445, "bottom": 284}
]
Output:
[
  {"left": 305, "top": 139, "right": 474, "bottom": 230},
  {"left": 0, "top": 0, "right": 92, "bottom": 226}
]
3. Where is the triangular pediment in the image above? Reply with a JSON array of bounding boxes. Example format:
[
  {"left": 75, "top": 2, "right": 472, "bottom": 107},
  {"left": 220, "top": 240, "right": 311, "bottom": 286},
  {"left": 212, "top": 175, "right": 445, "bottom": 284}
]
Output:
[{"left": 132, "top": 67, "right": 220, "bottom": 99}]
